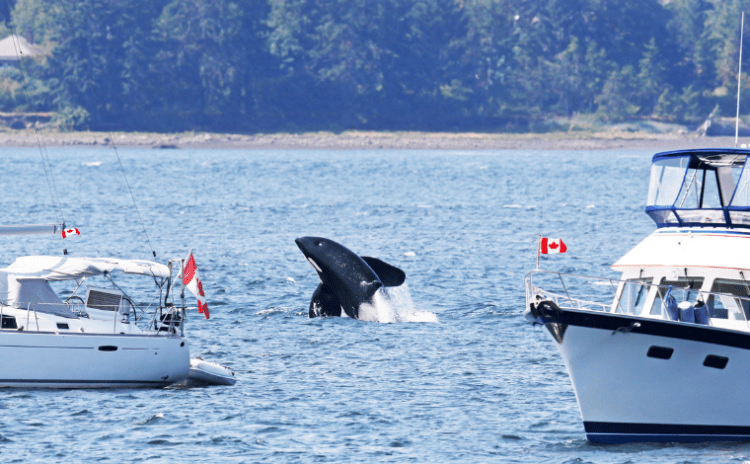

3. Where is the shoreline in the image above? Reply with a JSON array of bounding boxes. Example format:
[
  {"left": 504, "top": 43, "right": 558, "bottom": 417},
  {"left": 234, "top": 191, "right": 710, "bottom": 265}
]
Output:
[{"left": 0, "top": 129, "right": 745, "bottom": 150}]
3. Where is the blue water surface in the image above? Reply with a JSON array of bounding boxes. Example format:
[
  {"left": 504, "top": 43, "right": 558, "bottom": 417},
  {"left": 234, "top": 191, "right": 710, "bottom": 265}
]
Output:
[{"left": 0, "top": 148, "right": 742, "bottom": 463}]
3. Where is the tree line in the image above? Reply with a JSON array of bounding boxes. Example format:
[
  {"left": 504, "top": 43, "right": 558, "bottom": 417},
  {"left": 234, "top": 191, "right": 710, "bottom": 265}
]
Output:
[{"left": 0, "top": 0, "right": 749, "bottom": 132}]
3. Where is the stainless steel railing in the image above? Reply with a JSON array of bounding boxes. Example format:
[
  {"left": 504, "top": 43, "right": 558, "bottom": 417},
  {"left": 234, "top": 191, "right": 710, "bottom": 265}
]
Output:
[{"left": 526, "top": 269, "right": 750, "bottom": 331}]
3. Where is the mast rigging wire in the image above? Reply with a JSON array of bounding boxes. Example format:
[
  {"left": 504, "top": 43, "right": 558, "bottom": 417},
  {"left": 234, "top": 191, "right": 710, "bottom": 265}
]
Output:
[
  {"left": 4, "top": 23, "right": 65, "bottom": 226},
  {"left": 57, "top": 0, "right": 157, "bottom": 258}
]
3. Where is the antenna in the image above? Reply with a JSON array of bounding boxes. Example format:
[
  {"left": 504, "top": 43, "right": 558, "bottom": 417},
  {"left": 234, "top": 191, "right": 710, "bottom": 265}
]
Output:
[{"left": 737, "top": 11, "right": 745, "bottom": 148}]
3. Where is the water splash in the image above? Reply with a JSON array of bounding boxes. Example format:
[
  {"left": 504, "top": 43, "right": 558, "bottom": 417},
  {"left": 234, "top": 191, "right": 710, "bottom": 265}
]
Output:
[
  {"left": 358, "top": 285, "right": 438, "bottom": 323},
  {"left": 135, "top": 413, "right": 165, "bottom": 426}
]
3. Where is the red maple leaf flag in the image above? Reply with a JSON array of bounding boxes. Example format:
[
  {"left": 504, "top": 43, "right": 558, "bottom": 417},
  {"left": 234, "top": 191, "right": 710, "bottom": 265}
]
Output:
[
  {"left": 61, "top": 227, "right": 80, "bottom": 239},
  {"left": 183, "top": 251, "right": 210, "bottom": 319},
  {"left": 540, "top": 237, "right": 567, "bottom": 254}
]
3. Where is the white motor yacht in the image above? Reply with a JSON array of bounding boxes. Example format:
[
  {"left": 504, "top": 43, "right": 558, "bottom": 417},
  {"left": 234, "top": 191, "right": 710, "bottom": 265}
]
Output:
[
  {"left": 0, "top": 224, "right": 190, "bottom": 387},
  {"left": 525, "top": 149, "right": 750, "bottom": 443}
]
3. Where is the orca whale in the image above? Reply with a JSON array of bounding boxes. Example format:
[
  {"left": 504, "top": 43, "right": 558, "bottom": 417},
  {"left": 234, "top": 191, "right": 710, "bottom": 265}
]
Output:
[{"left": 295, "top": 237, "right": 406, "bottom": 319}]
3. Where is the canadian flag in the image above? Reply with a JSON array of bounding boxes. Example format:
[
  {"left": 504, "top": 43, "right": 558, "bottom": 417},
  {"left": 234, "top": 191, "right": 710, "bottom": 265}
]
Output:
[
  {"left": 61, "top": 228, "right": 80, "bottom": 239},
  {"left": 183, "top": 251, "right": 209, "bottom": 319},
  {"left": 540, "top": 237, "right": 567, "bottom": 254}
]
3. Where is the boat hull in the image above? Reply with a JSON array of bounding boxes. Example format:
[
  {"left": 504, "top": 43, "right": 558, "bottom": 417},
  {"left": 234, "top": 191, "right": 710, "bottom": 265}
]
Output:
[
  {"left": 537, "top": 306, "right": 750, "bottom": 443},
  {"left": 0, "top": 331, "right": 190, "bottom": 388}
]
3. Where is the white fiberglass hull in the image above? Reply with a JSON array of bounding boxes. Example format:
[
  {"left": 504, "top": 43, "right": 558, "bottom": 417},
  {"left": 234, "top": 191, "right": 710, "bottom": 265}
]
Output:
[
  {"left": 537, "top": 307, "right": 750, "bottom": 443},
  {"left": 0, "top": 331, "right": 190, "bottom": 388}
]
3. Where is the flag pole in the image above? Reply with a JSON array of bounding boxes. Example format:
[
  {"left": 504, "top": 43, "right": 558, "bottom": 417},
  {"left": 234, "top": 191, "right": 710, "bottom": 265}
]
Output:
[
  {"left": 180, "top": 256, "right": 186, "bottom": 335},
  {"left": 536, "top": 234, "right": 541, "bottom": 269}
]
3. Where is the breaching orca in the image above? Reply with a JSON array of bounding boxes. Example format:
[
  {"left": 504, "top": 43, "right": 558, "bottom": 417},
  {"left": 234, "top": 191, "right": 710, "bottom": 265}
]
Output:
[{"left": 295, "top": 237, "right": 406, "bottom": 319}]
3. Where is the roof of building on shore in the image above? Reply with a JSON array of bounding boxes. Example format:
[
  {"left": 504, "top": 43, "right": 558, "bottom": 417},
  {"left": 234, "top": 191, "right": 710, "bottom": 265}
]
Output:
[{"left": 0, "top": 35, "right": 48, "bottom": 61}]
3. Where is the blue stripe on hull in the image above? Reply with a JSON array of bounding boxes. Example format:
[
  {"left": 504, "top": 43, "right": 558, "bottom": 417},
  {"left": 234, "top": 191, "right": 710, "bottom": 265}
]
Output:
[
  {"left": 588, "top": 434, "right": 750, "bottom": 444},
  {"left": 585, "top": 422, "right": 750, "bottom": 444}
]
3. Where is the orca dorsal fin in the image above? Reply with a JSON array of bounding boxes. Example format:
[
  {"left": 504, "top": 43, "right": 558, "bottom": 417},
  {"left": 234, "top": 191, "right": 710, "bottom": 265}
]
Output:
[{"left": 361, "top": 257, "right": 406, "bottom": 287}]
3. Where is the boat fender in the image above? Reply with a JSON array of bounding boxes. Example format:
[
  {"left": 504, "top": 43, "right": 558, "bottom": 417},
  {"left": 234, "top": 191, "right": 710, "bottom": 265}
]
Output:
[
  {"left": 664, "top": 286, "right": 679, "bottom": 321},
  {"left": 678, "top": 301, "right": 696, "bottom": 323},
  {"left": 695, "top": 301, "right": 709, "bottom": 325}
]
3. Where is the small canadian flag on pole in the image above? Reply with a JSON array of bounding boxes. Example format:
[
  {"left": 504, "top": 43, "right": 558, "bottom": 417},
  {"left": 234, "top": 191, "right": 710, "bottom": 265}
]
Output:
[
  {"left": 183, "top": 250, "right": 210, "bottom": 319},
  {"left": 61, "top": 227, "right": 80, "bottom": 239},
  {"left": 536, "top": 235, "right": 567, "bottom": 269},
  {"left": 540, "top": 237, "right": 567, "bottom": 254}
]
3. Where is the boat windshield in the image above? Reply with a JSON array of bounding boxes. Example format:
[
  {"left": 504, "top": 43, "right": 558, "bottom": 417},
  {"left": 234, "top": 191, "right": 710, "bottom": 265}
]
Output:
[{"left": 646, "top": 150, "right": 750, "bottom": 227}]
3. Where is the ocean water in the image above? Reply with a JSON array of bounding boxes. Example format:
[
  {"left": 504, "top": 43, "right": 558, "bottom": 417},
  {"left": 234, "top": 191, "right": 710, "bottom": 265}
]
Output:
[{"left": 0, "top": 147, "right": 744, "bottom": 463}]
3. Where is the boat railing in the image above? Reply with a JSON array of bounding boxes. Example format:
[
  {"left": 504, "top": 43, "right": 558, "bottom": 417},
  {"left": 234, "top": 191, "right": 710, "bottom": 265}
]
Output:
[
  {"left": 526, "top": 269, "right": 625, "bottom": 313},
  {"left": 528, "top": 288, "right": 612, "bottom": 313},
  {"left": 0, "top": 301, "right": 184, "bottom": 335},
  {"left": 526, "top": 269, "right": 750, "bottom": 331}
]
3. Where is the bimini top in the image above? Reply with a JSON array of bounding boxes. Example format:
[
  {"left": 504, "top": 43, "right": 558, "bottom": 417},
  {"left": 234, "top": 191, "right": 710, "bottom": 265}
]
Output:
[
  {"left": 1, "top": 256, "right": 170, "bottom": 281},
  {"left": 647, "top": 148, "right": 750, "bottom": 228}
]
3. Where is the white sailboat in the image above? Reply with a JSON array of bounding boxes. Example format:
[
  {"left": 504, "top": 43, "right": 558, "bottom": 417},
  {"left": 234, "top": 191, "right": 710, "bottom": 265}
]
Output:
[{"left": 0, "top": 223, "right": 191, "bottom": 387}]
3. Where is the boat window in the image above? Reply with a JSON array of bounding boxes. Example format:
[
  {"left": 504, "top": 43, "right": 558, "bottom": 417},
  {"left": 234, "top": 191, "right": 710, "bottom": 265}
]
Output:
[
  {"left": 647, "top": 157, "right": 689, "bottom": 206},
  {"left": 675, "top": 209, "right": 726, "bottom": 224},
  {"left": 646, "top": 209, "right": 680, "bottom": 225},
  {"left": 701, "top": 170, "right": 722, "bottom": 208},
  {"left": 731, "top": 159, "right": 750, "bottom": 207},
  {"left": 645, "top": 153, "right": 750, "bottom": 227},
  {"left": 706, "top": 279, "right": 750, "bottom": 320},
  {"left": 651, "top": 277, "right": 704, "bottom": 316},
  {"left": 675, "top": 168, "right": 702, "bottom": 208},
  {"left": 674, "top": 162, "right": 743, "bottom": 208},
  {"left": 616, "top": 279, "right": 650, "bottom": 315},
  {"left": 730, "top": 211, "right": 750, "bottom": 225}
]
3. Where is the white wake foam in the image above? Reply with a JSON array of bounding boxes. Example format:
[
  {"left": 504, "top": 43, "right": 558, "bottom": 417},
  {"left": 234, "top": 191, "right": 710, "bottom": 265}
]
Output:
[{"left": 357, "top": 285, "right": 438, "bottom": 323}]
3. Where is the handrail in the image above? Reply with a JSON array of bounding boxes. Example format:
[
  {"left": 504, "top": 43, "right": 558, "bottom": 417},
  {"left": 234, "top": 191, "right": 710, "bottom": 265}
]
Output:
[
  {"left": 526, "top": 269, "right": 750, "bottom": 330},
  {"left": 0, "top": 301, "right": 184, "bottom": 336}
]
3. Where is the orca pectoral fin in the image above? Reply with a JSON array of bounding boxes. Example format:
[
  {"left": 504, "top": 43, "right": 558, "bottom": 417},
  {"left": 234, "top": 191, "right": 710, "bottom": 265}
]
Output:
[
  {"left": 310, "top": 283, "right": 342, "bottom": 318},
  {"left": 361, "top": 257, "right": 406, "bottom": 287}
]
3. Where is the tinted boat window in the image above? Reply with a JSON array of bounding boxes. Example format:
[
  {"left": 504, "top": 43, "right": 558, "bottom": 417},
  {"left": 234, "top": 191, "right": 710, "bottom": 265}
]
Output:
[
  {"left": 707, "top": 279, "right": 750, "bottom": 320},
  {"left": 651, "top": 277, "right": 704, "bottom": 316}
]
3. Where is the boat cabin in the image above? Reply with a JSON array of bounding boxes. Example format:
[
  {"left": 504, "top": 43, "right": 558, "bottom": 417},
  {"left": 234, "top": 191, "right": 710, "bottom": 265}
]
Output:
[
  {"left": 613, "top": 270, "right": 750, "bottom": 331},
  {"left": 647, "top": 149, "right": 750, "bottom": 228}
]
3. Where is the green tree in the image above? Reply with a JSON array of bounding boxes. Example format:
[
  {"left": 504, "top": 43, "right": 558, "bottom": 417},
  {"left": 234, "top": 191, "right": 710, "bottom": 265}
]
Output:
[{"left": 596, "top": 65, "right": 640, "bottom": 121}]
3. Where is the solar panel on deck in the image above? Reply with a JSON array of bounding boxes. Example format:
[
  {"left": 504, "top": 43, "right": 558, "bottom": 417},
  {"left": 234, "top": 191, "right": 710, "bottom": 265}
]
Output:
[{"left": 86, "top": 289, "right": 122, "bottom": 311}]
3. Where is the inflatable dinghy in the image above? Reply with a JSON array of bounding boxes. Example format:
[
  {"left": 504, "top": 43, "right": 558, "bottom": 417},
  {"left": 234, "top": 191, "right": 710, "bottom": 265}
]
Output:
[{"left": 184, "top": 357, "right": 236, "bottom": 386}]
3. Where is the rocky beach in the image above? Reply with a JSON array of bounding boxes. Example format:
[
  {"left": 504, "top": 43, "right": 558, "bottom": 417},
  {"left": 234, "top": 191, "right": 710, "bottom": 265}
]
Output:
[{"left": 0, "top": 128, "right": 744, "bottom": 151}]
